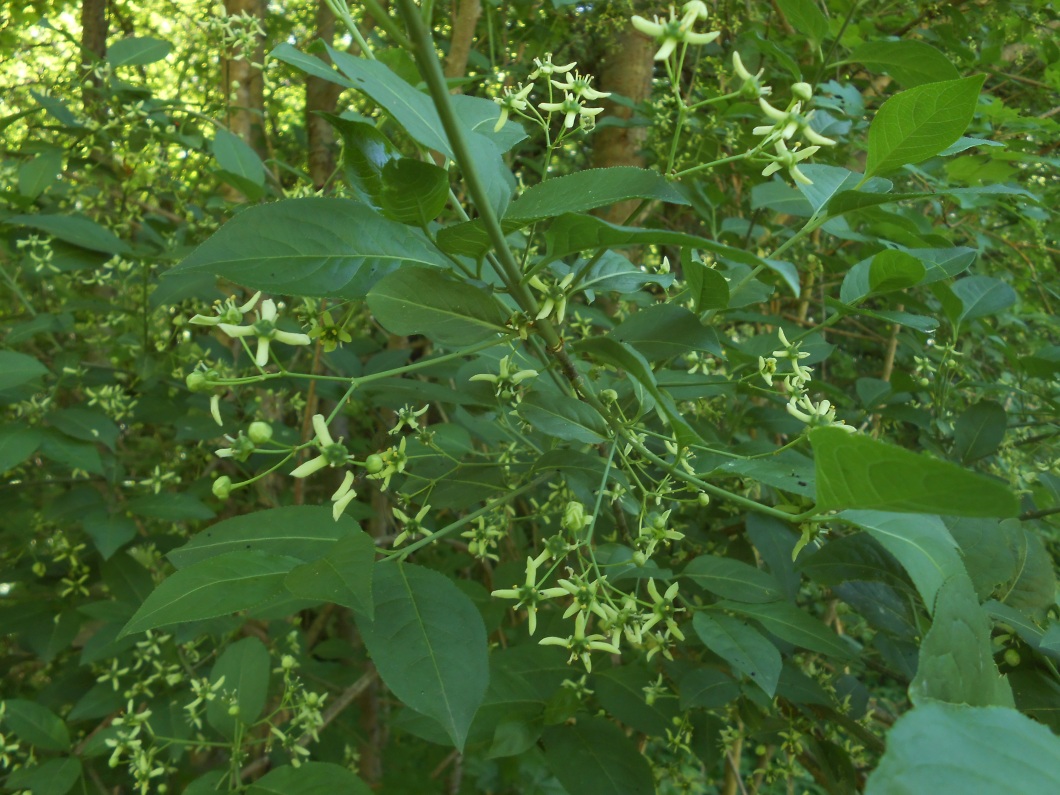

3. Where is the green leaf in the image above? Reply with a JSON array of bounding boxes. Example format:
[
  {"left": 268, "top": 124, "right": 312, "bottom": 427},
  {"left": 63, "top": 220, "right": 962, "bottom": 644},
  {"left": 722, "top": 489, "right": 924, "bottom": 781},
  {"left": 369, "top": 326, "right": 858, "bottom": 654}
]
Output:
[
  {"left": 270, "top": 43, "right": 348, "bottom": 84},
  {"left": 507, "top": 167, "right": 687, "bottom": 222},
  {"left": 18, "top": 148, "right": 63, "bottom": 198},
  {"left": 864, "top": 701, "right": 1060, "bottom": 795},
  {"left": 170, "top": 198, "right": 449, "bottom": 299},
  {"left": 579, "top": 251, "right": 675, "bottom": 295},
  {"left": 366, "top": 266, "right": 507, "bottom": 345},
  {"left": 107, "top": 36, "right": 172, "bottom": 66},
  {"left": 910, "top": 574, "right": 1014, "bottom": 707},
  {"left": 797, "top": 533, "right": 911, "bottom": 591},
  {"left": 168, "top": 506, "right": 363, "bottom": 568},
  {"left": 864, "top": 75, "right": 986, "bottom": 178},
  {"left": 679, "top": 667, "right": 741, "bottom": 710},
  {"left": 517, "top": 392, "right": 610, "bottom": 444},
  {"left": 692, "top": 611, "right": 782, "bottom": 696},
  {"left": 775, "top": 0, "right": 829, "bottom": 42},
  {"left": 39, "top": 431, "right": 104, "bottom": 474},
  {"left": 48, "top": 407, "right": 120, "bottom": 451},
  {"left": 573, "top": 337, "right": 702, "bottom": 451},
  {"left": 869, "top": 250, "right": 926, "bottom": 294},
  {"left": 7, "top": 213, "right": 131, "bottom": 255},
  {"left": 595, "top": 664, "right": 679, "bottom": 736},
  {"left": 5, "top": 757, "right": 82, "bottom": 795},
  {"left": 0, "top": 426, "right": 43, "bottom": 473},
  {"left": 684, "top": 256, "right": 729, "bottom": 312},
  {"left": 248, "top": 762, "right": 372, "bottom": 795},
  {"left": 541, "top": 716, "right": 655, "bottom": 795},
  {"left": 212, "top": 128, "right": 266, "bottom": 186},
  {"left": 810, "top": 426, "right": 1018, "bottom": 517},
  {"left": 839, "top": 511, "right": 965, "bottom": 613},
  {"left": 716, "top": 601, "right": 855, "bottom": 660},
  {"left": 842, "top": 41, "right": 959, "bottom": 88},
  {"left": 608, "top": 303, "right": 721, "bottom": 360},
  {"left": 680, "top": 555, "right": 784, "bottom": 603},
  {"left": 284, "top": 533, "right": 376, "bottom": 617},
  {"left": 207, "top": 637, "right": 272, "bottom": 737},
  {"left": 324, "top": 114, "right": 399, "bottom": 208},
  {"left": 951, "top": 275, "right": 1017, "bottom": 325},
  {"left": 0, "top": 351, "right": 49, "bottom": 390},
  {"left": 0, "top": 700, "right": 70, "bottom": 750},
  {"left": 379, "top": 158, "right": 450, "bottom": 225},
  {"left": 953, "top": 400, "right": 1006, "bottom": 463},
  {"left": 798, "top": 165, "right": 891, "bottom": 214},
  {"left": 119, "top": 551, "right": 302, "bottom": 637},
  {"left": 354, "top": 562, "right": 488, "bottom": 750}
]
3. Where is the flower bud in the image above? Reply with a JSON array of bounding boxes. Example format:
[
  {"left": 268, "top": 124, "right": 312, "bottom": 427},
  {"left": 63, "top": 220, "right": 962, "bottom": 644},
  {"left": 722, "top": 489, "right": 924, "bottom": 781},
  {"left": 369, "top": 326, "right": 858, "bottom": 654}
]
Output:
[
  {"left": 1004, "top": 648, "right": 1021, "bottom": 667},
  {"left": 186, "top": 371, "right": 209, "bottom": 392},
  {"left": 632, "top": 550, "right": 648, "bottom": 567},
  {"left": 364, "top": 454, "right": 384, "bottom": 474},
  {"left": 697, "top": 492, "right": 711, "bottom": 506},
  {"left": 212, "top": 475, "right": 233, "bottom": 500},
  {"left": 247, "top": 421, "right": 273, "bottom": 444},
  {"left": 792, "top": 82, "right": 813, "bottom": 102}
]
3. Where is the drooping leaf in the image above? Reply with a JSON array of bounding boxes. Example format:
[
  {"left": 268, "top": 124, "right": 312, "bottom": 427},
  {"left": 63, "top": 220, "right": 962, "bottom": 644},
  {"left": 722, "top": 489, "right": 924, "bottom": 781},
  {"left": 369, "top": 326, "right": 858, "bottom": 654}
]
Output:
[
  {"left": 683, "top": 255, "right": 730, "bottom": 312},
  {"left": 4, "top": 758, "right": 82, "bottom": 795},
  {"left": 508, "top": 167, "right": 687, "bottom": 222},
  {"left": 517, "top": 392, "right": 610, "bottom": 444},
  {"left": 839, "top": 511, "right": 965, "bottom": 613},
  {"left": 680, "top": 555, "right": 784, "bottom": 603},
  {"left": 953, "top": 400, "right": 1006, "bottom": 463},
  {"left": 379, "top": 158, "right": 450, "bottom": 225},
  {"left": 7, "top": 213, "right": 131, "bottom": 255},
  {"left": 864, "top": 701, "right": 1060, "bottom": 794},
  {"left": 717, "top": 600, "right": 855, "bottom": 660},
  {"left": 608, "top": 303, "right": 721, "bottom": 361},
  {"left": 324, "top": 114, "right": 399, "bottom": 208},
  {"left": 910, "top": 574, "right": 1014, "bottom": 707},
  {"left": 48, "top": 407, "right": 120, "bottom": 451},
  {"left": 354, "top": 562, "right": 488, "bottom": 750},
  {"left": 169, "top": 198, "right": 449, "bottom": 298},
  {"left": 594, "top": 664, "right": 679, "bottom": 737},
  {"left": 0, "top": 700, "right": 70, "bottom": 751},
  {"left": 168, "top": 506, "right": 364, "bottom": 568},
  {"left": 811, "top": 426, "right": 1018, "bottom": 517},
  {"left": 864, "top": 75, "right": 986, "bottom": 178},
  {"left": 366, "top": 266, "right": 507, "bottom": 345},
  {"left": 842, "top": 41, "right": 959, "bottom": 88},
  {"left": 107, "top": 36, "right": 172, "bottom": 67},
  {"left": 119, "top": 551, "right": 302, "bottom": 637},
  {"left": 207, "top": 637, "right": 272, "bottom": 737},
  {"left": 0, "top": 426, "right": 44, "bottom": 473},
  {"left": 283, "top": 533, "right": 376, "bottom": 617},
  {"left": 212, "top": 128, "right": 266, "bottom": 186},
  {"left": 541, "top": 716, "right": 655, "bottom": 795},
  {"left": 679, "top": 667, "right": 742, "bottom": 710},
  {"left": 248, "top": 762, "right": 372, "bottom": 795},
  {"left": 692, "top": 611, "right": 782, "bottom": 696},
  {"left": 951, "top": 275, "right": 1018, "bottom": 325},
  {"left": 18, "top": 148, "right": 63, "bottom": 198}
]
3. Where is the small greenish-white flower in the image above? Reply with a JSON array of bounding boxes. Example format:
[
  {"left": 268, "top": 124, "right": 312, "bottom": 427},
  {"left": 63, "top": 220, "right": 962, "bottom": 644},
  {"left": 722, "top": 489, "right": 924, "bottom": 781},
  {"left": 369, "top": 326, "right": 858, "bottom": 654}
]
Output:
[
  {"left": 492, "top": 556, "right": 567, "bottom": 635},
  {"left": 786, "top": 395, "right": 856, "bottom": 432},
  {"left": 367, "top": 436, "right": 408, "bottom": 490},
  {"left": 758, "top": 355, "right": 778, "bottom": 386},
  {"left": 290, "top": 414, "right": 351, "bottom": 478},
  {"left": 761, "top": 139, "right": 820, "bottom": 186},
  {"left": 550, "top": 70, "right": 611, "bottom": 101},
  {"left": 538, "top": 91, "right": 603, "bottom": 129},
  {"left": 631, "top": 4, "right": 721, "bottom": 61},
  {"left": 390, "top": 404, "right": 429, "bottom": 435},
  {"left": 493, "top": 82, "right": 533, "bottom": 132},
  {"left": 392, "top": 503, "right": 430, "bottom": 547},
  {"left": 528, "top": 271, "right": 576, "bottom": 321},
  {"left": 754, "top": 96, "right": 837, "bottom": 148},
  {"left": 641, "top": 578, "right": 685, "bottom": 640},
  {"left": 470, "top": 355, "right": 539, "bottom": 399},
  {"left": 561, "top": 501, "right": 591, "bottom": 536},
  {"left": 189, "top": 291, "right": 261, "bottom": 326},
  {"left": 556, "top": 574, "right": 610, "bottom": 621},
  {"left": 331, "top": 471, "right": 357, "bottom": 521},
  {"left": 528, "top": 53, "right": 576, "bottom": 80},
  {"left": 538, "top": 611, "right": 621, "bottom": 672},
  {"left": 732, "top": 51, "right": 772, "bottom": 99},
  {"left": 217, "top": 297, "right": 312, "bottom": 367}
]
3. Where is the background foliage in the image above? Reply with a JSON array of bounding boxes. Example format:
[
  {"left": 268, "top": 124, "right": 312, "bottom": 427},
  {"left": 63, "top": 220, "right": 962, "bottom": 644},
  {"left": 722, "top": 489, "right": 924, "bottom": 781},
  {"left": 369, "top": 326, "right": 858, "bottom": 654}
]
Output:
[{"left": 2, "top": 0, "right": 1059, "bottom": 793}]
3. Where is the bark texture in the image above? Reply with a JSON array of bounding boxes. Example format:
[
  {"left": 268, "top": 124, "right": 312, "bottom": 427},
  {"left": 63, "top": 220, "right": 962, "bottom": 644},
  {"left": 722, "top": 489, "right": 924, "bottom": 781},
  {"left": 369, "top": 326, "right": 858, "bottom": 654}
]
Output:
[
  {"left": 222, "top": 0, "right": 269, "bottom": 167},
  {"left": 80, "top": 0, "right": 109, "bottom": 110},
  {"left": 306, "top": 2, "right": 343, "bottom": 189},
  {"left": 591, "top": 23, "right": 655, "bottom": 224},
  {"left": 444, "top": 0, "right": 482, "bottom": 91}
]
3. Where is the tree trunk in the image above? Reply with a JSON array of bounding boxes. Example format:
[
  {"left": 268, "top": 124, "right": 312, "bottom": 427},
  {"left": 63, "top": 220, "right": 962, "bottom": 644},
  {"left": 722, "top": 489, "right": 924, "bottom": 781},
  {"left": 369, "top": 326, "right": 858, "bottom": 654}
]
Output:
[
  {"left": 306, "top": 2, "right": 343, "bottom": 190},
  {"left": 444, "top": 0, "right": 482, "bottom": 92},
  {"left": 222, "top": 0, "right": 269, "bottom": 169},
  {"left": 591, "top": 21, "right": 655, "bottom": 225},
  {"left": 80, "top": 0, "right": 109, "bottom": 112}
]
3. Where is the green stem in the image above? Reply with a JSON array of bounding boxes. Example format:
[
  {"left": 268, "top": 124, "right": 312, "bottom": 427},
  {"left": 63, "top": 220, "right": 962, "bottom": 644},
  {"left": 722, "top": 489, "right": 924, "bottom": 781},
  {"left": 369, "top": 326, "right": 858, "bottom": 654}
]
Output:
[
  {"left": 387, "top": 475, "right": 550, "bottom": 560},
  {"left": 0, "top": 259, "right": 35, "bottom": 316}
]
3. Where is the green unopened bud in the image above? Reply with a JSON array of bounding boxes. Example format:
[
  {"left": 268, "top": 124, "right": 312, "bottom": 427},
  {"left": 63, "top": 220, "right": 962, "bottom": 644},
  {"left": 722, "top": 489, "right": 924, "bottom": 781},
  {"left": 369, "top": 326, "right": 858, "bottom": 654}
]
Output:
[
  {"left": 697, "top": 492, "right": 710, "bottom": 506},
  {"left": 1003, "top": 648, "right": 1021, "bottom": 667},
  {"left": 364, "top": 454, "right": 384, "bottom": 474},
  {"left": 212, "top": 475, "right": 233, "bottom": 500},
  {"left": 632, "top": 550, "right": 648, "bottom": 567},
  {"left": 247, "top": 421, "right": 273, "bottom": 444},
  {"left": 600, "top": 389, "right": 618, "bottom": 402},
  {"left": 186, "top": 372, "right": 209, "bottom": 392},
  {"left": 792, "top": 82, "right": 813, "bottom": 102}
]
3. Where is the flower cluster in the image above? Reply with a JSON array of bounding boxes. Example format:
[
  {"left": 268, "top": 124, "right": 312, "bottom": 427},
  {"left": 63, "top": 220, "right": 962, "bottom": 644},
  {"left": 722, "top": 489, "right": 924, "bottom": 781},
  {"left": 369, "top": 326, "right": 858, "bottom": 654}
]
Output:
[
  {"left": 631, "top": 1, "right": 720, "bottom": 61},
  {"left": 754, "top": 84, "right": 837, "bottom": 185},
  {"left": 470, "top": 354, "right": 538, "bottom": 401},
  {"left": 763, "top": 329, "right": 856, "bottom": 432},
  {"left": 191, "top": 293, "right": 311, "bottom": 367},
  {"left": 493, "top": 53, "right": 609, "bottom": 134}
]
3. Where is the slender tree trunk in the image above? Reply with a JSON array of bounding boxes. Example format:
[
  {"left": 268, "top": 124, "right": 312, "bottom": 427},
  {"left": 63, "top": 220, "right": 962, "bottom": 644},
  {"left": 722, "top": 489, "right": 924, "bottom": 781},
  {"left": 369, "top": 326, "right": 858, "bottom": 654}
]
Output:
[
  {"left": 306, "top": 2, "right": 343, "bottom": 189},
  {"left": 444, "top": 0, "right": 482, "bottom": 91},
  {"left": 591, "top": 20, "right": 655, "bottom": 225},
  {"left": 80, "top": 0, "right": 109, "bottom": 112},
  {"left": 222, "top": 0, "right": 269, "bottom": 165}
]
